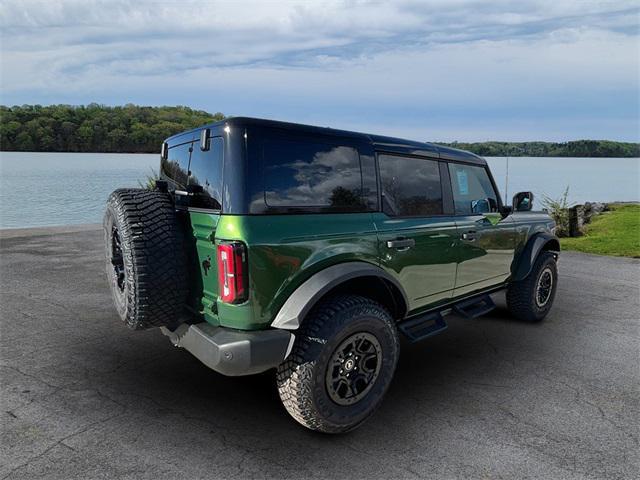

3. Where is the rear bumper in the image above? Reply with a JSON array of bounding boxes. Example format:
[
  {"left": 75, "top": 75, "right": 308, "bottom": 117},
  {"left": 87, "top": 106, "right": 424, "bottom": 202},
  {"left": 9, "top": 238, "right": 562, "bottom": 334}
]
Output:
[{"left": 160, "top": 323, "right": 294, "bottom": 376}]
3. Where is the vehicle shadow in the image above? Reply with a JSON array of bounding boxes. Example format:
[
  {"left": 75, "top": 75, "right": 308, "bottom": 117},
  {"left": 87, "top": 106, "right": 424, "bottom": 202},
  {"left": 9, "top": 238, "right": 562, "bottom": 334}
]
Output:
[{"left": 64, "top": 305, "right": 543, "bottom": 475}]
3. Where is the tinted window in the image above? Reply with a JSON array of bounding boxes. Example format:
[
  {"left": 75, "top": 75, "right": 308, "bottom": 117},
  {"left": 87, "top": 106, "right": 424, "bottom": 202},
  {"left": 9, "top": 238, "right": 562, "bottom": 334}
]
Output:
[
  {"left": 188, "top": 136, "right": 223, "bottom": 210},
  {"left": 378, "top": 154, "right": 443, "bottom": 216},
  {"left": 263, "top": 138, "right": 363, "bottom": 210},
  {"left": 161, "top": 142, "right": 192, "bottom": 190},
  {"left": 448, "top": 163, "right": 498, "bottom": 215}
]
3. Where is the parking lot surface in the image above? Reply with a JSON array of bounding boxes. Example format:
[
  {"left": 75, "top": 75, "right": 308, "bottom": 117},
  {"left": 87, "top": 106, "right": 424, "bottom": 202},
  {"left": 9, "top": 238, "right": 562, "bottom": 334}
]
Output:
[{"left": 1, "top": 227, "right": 638, "bottom": 479}]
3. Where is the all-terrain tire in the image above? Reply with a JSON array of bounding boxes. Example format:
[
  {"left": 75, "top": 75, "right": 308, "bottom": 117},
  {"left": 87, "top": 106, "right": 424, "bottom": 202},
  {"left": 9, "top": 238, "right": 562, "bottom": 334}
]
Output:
[
  {"left": 277, "top": 294, "right": 400, "bottom": 433},
  {"left": 103, "top": 188, "right": 187, "bottom": 330},
  {"left": 506, "top": 251, "right": 558, "bottom": 322}
]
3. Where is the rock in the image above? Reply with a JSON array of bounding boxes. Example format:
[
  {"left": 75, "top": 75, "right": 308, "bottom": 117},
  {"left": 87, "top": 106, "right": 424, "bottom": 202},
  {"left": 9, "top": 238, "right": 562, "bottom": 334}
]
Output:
[
  {"left": 568, "top": 202, "right": 609, "bottom": 237},
  {"left": 583, "top": 202, "right": 609, "bottom": 224},
  {"left": 569, "top": 205, "right": 585, "bottom": 237}
]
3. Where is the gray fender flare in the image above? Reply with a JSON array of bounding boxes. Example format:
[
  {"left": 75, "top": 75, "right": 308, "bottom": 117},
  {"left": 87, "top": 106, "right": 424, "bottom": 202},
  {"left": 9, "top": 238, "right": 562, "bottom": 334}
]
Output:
[
  {"left": 270, "top": 262, "right": 408, "bottom": 330},
  {"left": 512, "top": 233, "right": 560, "bottom": 281}
]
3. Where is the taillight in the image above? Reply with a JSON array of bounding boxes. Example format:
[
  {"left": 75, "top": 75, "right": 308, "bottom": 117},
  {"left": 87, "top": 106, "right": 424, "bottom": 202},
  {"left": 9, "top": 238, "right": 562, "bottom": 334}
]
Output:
[{"left": 217, "top": 242, "right": 247, "bottom": 303}]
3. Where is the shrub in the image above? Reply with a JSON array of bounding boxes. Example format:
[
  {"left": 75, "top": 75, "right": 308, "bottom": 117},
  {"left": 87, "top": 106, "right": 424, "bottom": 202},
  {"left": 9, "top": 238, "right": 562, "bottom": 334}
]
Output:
[
  {"left": 138, "top": 168, "right": 159, "bottom": 190},
  {"left": 541, "top": 186, "right": 573, "bottom": 237}
]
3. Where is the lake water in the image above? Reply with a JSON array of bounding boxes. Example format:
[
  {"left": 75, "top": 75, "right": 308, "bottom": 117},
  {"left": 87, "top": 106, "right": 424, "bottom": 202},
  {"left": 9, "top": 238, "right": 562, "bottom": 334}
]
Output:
[{"left": 0, "top": 152, "right": 638, "bottom": 229}]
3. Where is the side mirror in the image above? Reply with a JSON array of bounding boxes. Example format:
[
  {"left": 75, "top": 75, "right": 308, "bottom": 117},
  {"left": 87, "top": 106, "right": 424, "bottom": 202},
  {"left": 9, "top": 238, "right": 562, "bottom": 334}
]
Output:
[
  {"left": 160, "top": 142, "right": 168, "bottom": 161},
  {"left": 471, "top": 198, "right": 490, "bottom": 213},
  {"left": 513, "top": 191, "right": 534, "bottom": 211},
  {"left": 200, "top": 128, "right": 211, "bottom": 151}
]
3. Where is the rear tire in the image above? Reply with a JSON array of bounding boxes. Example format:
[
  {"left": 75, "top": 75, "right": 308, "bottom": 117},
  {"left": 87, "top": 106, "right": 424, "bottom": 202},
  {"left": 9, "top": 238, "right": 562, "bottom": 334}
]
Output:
[
  {"left": 507, "top": 251, "right": 558, "bottom": 322},
  {"left": 103, "top": 188, "right": 187, "bottom": 330},
  {"left": 277, "top": 295, "right": 399, "bottom": 433}
]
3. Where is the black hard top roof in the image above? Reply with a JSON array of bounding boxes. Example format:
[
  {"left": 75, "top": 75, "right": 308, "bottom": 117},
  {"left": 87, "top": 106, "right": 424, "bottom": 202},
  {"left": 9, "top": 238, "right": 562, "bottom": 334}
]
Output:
[{"left": 166, "top": 116, "right": 485, "bottom": 165}]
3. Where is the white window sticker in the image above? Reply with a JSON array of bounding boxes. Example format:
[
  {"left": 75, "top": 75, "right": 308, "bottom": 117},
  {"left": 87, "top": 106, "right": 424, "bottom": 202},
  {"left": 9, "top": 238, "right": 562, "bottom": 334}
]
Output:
[{"left": 456, "top": 169, "right": 469, "bottom": 195}]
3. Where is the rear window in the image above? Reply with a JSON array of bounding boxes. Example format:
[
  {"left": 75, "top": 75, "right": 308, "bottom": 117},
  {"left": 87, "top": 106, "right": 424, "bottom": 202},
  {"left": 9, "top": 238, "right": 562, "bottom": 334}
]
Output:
[
  {"left": 161, "top": 142, "right": 191, "bottom": 191},
  {"left": 188, "top": 136, "right": 223, "bottom": 210},
  {"left": 160, "top": 134, "right": 223, "bottom": 210},
  {"left": 263, "top": 138, "right": 364, "bottom": 211},
  {"left": 378, "top": 154, "right": 443, "bottom": 217}
]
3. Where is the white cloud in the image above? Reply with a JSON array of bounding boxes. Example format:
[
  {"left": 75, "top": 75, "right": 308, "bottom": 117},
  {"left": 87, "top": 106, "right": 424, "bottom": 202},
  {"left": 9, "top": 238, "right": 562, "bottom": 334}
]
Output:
[{"left": 0, "top": 0, "right": 638, "bottom": 140}]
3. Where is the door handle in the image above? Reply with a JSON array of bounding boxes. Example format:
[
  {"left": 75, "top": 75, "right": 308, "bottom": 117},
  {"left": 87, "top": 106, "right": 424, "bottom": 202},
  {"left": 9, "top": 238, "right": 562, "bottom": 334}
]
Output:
[
  {"left": 387, "top": 238, "right": 415, "bottom": 250},
  {"left": 461, "top": 230, "right": 477, "bottom": 241}
]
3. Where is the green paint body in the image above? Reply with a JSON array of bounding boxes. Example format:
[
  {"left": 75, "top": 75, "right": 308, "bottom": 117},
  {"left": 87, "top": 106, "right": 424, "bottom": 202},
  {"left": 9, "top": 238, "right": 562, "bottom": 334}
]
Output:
[{"left": 185, "top": 210, "right": 555, "bottom": 330}]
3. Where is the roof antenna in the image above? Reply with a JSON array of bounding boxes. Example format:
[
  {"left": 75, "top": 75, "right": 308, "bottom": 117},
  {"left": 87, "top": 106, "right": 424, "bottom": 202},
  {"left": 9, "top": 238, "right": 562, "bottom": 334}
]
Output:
[{"left": 504, "top": 156, "right": 510, "bottom": 201}]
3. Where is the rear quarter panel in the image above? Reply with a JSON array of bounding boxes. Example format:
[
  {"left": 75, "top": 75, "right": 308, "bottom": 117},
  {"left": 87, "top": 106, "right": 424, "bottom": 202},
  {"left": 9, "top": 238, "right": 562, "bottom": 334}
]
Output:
[{"left": 215, "top": 213, "right": 379, "bottom": 329}]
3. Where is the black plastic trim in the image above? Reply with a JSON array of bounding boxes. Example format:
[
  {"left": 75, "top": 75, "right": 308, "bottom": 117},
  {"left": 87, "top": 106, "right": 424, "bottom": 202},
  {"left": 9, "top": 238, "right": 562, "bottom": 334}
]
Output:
[
  {"left": 512, "top": 233, "right": 560, "bottom": 281},
  {"left": 440, "top": 161, "right": 455, "bottom": 215},
  {"left": 271, "top": 262, "right": 409, "bottom": 330},
  {"left": 161, "top": 323, "right": 293, "bottom": 376}
]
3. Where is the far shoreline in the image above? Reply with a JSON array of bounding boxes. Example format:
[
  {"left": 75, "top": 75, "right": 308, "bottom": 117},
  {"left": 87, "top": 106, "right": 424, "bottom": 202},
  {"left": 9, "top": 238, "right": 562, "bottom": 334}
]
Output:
[{"left": 1, "top": 150, "right": 639, "bottom": 159}]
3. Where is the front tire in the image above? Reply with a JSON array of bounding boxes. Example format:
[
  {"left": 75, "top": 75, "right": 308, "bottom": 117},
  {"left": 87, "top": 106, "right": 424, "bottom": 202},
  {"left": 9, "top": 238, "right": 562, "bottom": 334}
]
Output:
[
  {"left": 507, "top": 251, "right": 558, "bottom": 322},
  {"left": 276, "top": 295, "right": 399, "bottom": 433}
]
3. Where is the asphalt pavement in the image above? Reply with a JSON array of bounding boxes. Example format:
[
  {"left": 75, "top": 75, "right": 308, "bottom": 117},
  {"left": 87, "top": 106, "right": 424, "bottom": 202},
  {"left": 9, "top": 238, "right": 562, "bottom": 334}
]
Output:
[{"left": 1, "top": 226, "right": 638, "bottom": 479}]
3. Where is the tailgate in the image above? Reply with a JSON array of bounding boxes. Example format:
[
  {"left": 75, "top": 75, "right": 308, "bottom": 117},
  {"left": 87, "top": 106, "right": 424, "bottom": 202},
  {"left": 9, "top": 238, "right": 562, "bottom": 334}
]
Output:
[{"left": 188, "top": 211, "right": 220, "bottom": 323}]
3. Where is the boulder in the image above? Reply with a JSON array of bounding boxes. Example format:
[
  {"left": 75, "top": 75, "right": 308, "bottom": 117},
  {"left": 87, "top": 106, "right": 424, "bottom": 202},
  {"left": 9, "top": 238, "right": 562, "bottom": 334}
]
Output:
[
  {"left": 568, "top": 202, "right": 609, "bottom": 237},
  {"left": 568, "top": 205, "right": 585, "bottom": 237}
]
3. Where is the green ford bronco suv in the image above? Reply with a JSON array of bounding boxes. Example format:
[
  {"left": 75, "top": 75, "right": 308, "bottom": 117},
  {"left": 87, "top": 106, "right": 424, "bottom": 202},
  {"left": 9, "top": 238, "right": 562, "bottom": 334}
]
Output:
[{"left": 104, "top": 117, "right": 559, "bottom": 433}]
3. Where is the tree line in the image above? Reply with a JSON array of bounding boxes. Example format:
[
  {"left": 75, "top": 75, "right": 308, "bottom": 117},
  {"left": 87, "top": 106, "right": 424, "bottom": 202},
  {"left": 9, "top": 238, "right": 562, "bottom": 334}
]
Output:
[
  {"left": 0, "top": 104, "right": 223, "bottom": 153},
  {"left": 1, "top": 104, "right": 638, "bottom": 157},
  {"left": 436, "top": 140, "right": 639, "bottom": 158}
]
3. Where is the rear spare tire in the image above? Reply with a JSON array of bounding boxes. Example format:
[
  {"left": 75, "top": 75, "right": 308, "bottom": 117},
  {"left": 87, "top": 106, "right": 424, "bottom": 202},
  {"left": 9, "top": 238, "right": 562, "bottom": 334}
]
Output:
[{"left": 103, "top": 188, "right": 187, "bottom": 330}]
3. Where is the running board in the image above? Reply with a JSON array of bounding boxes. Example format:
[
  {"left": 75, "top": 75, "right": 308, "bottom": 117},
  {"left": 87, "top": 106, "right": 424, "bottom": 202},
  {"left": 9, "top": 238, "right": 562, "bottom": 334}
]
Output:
[
  {"left": 398, "top": 311, "right": 448, "bottom": 343},
  {"left": 452, "top": 294, "right": 496, "bottom": 319},
  {"left": 398, "top": 292, "right": 498, "bottom": 343}
]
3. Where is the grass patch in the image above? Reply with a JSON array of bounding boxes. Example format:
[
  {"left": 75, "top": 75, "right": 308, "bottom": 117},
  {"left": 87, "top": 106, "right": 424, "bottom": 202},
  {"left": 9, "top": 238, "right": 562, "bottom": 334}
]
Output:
[{"left": 561, "top": 204, "right": 640, "bottom": 258}]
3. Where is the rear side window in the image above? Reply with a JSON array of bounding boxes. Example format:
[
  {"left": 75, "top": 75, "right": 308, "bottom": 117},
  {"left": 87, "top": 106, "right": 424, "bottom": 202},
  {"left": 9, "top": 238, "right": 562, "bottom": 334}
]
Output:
[
  {"left": 161, "top": 142, "right": 192, "bottom": 190},
  {"left": 378, "top": 154, "right": 443, "bottom": 217},
  {"left": 160, "top": 135, "right": 224, "bottom": 210},
  {"left": 188, "top": 136, "right": 223, "bottom": 210},
  {"left": 448, "top": 163, "right": 498, "bottom": 214},
  {"left": 263, "top": 138, "right": 364, "bottom": 211}
]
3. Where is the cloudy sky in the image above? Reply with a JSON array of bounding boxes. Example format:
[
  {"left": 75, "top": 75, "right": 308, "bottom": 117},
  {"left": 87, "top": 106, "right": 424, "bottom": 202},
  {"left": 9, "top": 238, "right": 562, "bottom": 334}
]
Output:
[{"left": 1, "top": 0, "right": 638, "bottom": 141}]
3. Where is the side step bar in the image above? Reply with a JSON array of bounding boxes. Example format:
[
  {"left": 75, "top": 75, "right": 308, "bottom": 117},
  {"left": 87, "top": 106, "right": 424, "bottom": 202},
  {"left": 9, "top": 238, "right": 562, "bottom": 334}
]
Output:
[
  {"left": 398, "top": 293, "right": 497, "bottom": 343},
  {"left": 452, "top": 294, "right": 496, "bottom": 319},
  {"left": 398, "top": 311, "right": 447, "bottom": 343}
]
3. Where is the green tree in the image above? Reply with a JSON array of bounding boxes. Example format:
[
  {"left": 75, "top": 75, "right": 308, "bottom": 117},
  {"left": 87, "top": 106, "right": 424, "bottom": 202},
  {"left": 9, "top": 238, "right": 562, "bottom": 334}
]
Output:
[
  {"left": 0, "top": 104, "right": 225, "bottom": 153},
  {"left": 435, "top": 140, "right": 639, "bottom": 158}
]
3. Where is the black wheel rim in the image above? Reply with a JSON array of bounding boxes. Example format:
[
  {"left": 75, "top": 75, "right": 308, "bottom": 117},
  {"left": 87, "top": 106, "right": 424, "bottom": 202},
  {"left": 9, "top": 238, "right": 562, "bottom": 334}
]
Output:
[
  {"left": 110, "top": 226, "right": 126, "bottom": 293},
  {"left": 536, "top": 267, "right": 553, "bottom": 307},
  {"left": 325, "top": 332, "right": 382, "bottom": 406}
]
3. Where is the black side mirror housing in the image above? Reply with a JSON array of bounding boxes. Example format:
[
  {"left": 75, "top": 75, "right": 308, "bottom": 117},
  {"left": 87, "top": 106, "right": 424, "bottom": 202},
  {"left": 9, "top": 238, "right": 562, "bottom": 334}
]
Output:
[{"left": 513, "top": 191, "right": 534, "bottom": 211}]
